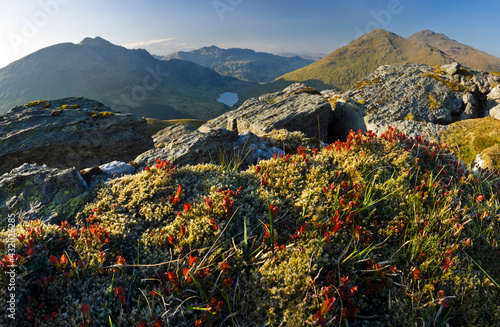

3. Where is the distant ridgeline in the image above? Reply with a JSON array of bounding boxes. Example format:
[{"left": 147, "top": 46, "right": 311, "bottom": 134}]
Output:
[
  {"left": 0, "top": 37, "right": 256, "bottom": 120},
  {"left": 163, "top": 45, "right": 315, "bottom": 83},
  {"left": 243, "top": 28, "right": 500, "bottom": 102}
]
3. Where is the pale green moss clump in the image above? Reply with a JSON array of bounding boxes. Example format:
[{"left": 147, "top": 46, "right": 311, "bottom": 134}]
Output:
[{"left": 1, "top": 129, "right": 500, "bottom": 326}]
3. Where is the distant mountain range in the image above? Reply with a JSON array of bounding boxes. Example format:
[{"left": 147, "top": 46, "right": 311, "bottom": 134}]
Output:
[
  {"left": 0, "top": 37, "right": 255, "bottom": 120},
  {"left": 255, "top": 29, "right": 500, "bottom": 96},
  {"left": 2, "top": 30, "right": 499, "bottom": 121},
  {"left": 163, "top": 46, "right": 315, "bottom": 83}
]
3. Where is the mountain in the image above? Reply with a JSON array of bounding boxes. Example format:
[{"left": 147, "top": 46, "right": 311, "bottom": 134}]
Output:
[
  {"left": 408, "top": 29, "right": 500, "bottom": 72},
  {"left": 163, "top": 46, "right": 315, "bottom": 83},
  {"left": 265, "top": 29, "right": 455, "bottom": 93},
  {"left": 0, "top": 37, "right": 256, "bottom": 120}
]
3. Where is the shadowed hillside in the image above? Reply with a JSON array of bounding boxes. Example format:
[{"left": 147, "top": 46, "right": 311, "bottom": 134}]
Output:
[
  {"left": 163, "top": 45, "right": 315, "bottom": 83},
  {"left": 0, "top": 37, "right": 256, "bottom": 120}
]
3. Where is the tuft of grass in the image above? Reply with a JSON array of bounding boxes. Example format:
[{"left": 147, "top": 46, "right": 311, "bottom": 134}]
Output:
[
  {"left": 419, "top": 73, "right": 468, "bottom": 92},
  {"left": 427, "top": 93, "right": 441, "bottom": 110},
  {"left": 439, "top": 116, "right": 500, "bottom": 167}
]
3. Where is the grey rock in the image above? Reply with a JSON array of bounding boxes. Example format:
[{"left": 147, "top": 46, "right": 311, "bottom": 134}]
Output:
[
  {"left": 199, "top": 83, "right": 333, "bottom": 143},
  {"left": 460, "top": 93, "right": 478, "bottom": 120},
  {"left": 365, "top": 120, "right": 448, "bottom": 143},
  {"left": 79, "top": 161, "right": 137, "bottom": 189},
  {"left": 490, "top": 105, "right": 500, "bottom": 120},
  {"left": 0, "top": 164, "right": 91, "bottom": 228},
  {"left": 442, "top": 62, "right": 461, "bottom": 75},
  {"left": 330, "top": 99, "right": 367, "bottom": 141},
  {"left": 487, "top": 85, "right": 500, "bottom": 101},
  {"left": 0, "top": 97, "right": 154, "bottom": 175},
  {"left": 474, "top": 153, "right": 486, "bottom": 171},
  {"left": 135, "top": 125, "right": 278, "bottom": 169},
  {"left": 99, "top": 161, "right": 135, "bottom": 176},
  {"left": 342, "top": 64, "right": 464, "bottom": 131}
]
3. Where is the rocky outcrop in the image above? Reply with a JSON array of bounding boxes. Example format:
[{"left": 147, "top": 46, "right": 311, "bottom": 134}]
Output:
[
  {"left": 335, "top": 63, "right": 500, "bottom": 140},
  {"left": 0, "top": 97, "right": 154, "bottom": 175},
  {"left": 135, "top": 124, "right": 284, "bottom": 169},
  {"left": 199, "top": 83, "right": 333, "bottom": 143},
  {"left": 0, "top": 164, "right": 90, "bottom": 228}
]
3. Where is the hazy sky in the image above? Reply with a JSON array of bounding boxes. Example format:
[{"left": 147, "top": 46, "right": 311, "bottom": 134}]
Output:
[{"left": 1, "top": 0, "right": 499, "bottom": 69}]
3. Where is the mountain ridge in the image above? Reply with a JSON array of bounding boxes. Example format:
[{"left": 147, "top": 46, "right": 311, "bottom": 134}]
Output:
[
  {"left": 163, "top": 45, "right": 315, "bottom": 83},
  {"left": 242, "top": 29, "right": 500, "bottom": 103},
  {"left": 0, "top": 37, "right": 256, "bottom": 120},
  {"left": 408, "top": 30, "right": 500, "bottom": 72}
]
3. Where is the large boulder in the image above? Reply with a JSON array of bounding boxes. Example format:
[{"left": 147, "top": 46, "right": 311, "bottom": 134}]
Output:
[
  {"left": 199, "top": 83, "right": 333, "bottom": 142},
  {"left": 0, "top": 164, "right": 90, "bottom": 228},
  {"left": 0, "top": 97, "right": 154, "bottom": 175},
  {"left": 135, "top": 124, "right": 283, "bottom": 169},
  {"left": 441, "top": 62, "right": 461, "bottom": 75},
  {"left": 342, "top": 64, "right": 464, "bottom": 128},
  {"left": 336, "top": 63, "right": 500, "bottom": 139}
]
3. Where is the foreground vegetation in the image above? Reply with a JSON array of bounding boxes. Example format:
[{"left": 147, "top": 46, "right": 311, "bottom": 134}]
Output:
[{"left": 1, "top": 128, "right": 499, "bottom": 326}]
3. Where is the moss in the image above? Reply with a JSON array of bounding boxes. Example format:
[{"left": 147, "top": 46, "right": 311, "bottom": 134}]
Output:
[
  {"left": 62, "top": 104, "right": 81, "bottom": 109},
  {"left": 404, "top": 113, "right": 416, "bottom": 121},
  {"left": 354, "top": 77, "right": 383, "bottom": 90},
  {"left": 89, "top": 111, "right": 114, "bottom": 119},
  {"left": 25, "top": 100, "right": 47, "bottom": 107},
  {"left": 263, "top": 129, "right": 314, "bottom": 154},
  {"left": 419, "top": 73, "right": 467, "bottom": 92},
  {"left": 68, "top": 120, "right": 86, "bottom": 126},
  {"left": 146, "top": 118, "right": 205, "bottom": 135},
  {"left": 457, "top": 67, "right": 473, "bottom": 77},
  {"left": 289, "top": 87, "right": 322, "bottom": 96},
  {"left": 427, "top": 93, "right": 441, "bottom": 110}
]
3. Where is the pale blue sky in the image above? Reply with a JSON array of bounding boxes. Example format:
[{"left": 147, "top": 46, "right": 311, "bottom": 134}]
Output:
[{"left": 1, "top": 0, "right": 499, "bottom": 68}]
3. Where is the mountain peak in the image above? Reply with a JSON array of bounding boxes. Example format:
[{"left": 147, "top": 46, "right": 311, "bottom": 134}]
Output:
[
  {"left": 352, "top": 28, "right": 402, "bottom": 45},
  {"left": 408, "top": 30, "right": 450, "bottom": 42},
  {"left": 363, "top": 28, "right": 397, "bottom": 38},
  {"left": 78, "top": 36, "right": 115, "bottom": 47},
  {"left": 414, "top": 29, "right": 437, "bottom": 37}
]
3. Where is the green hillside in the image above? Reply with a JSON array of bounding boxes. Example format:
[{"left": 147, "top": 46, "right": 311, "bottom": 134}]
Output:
[
  {"left": 276, "top": 29, "right": 454, "bottom": 92},
  {"left": 409, "top": 30, "right": 500, "bottom": 72}
]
